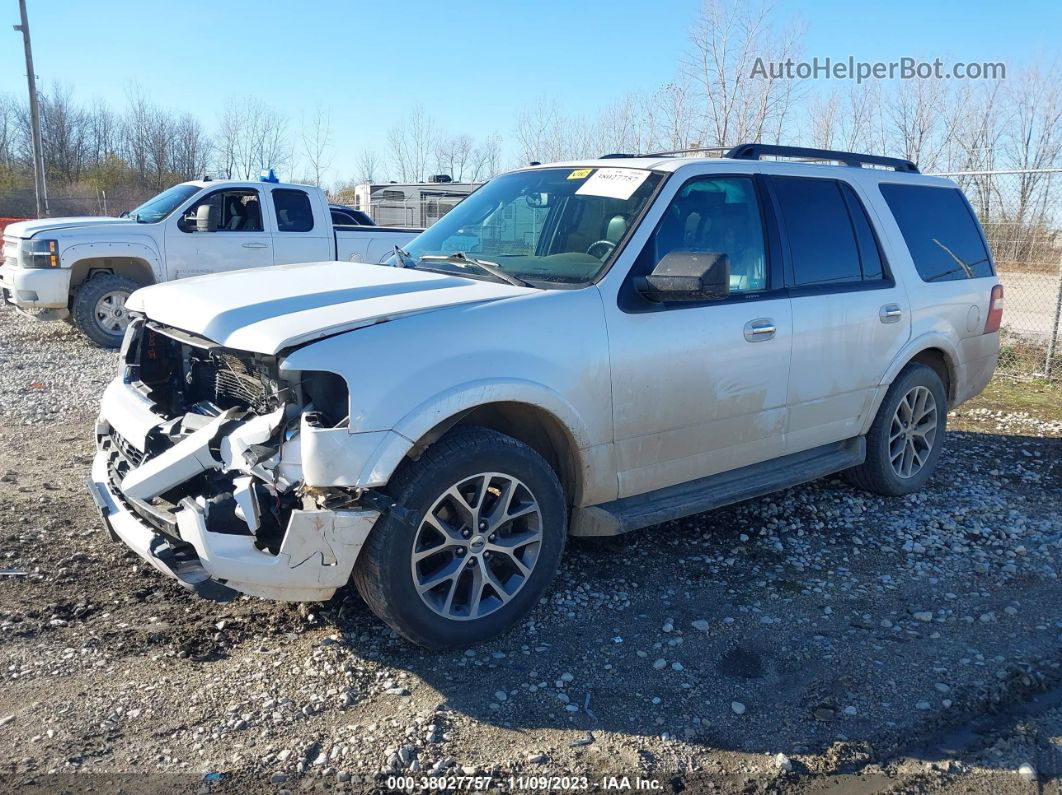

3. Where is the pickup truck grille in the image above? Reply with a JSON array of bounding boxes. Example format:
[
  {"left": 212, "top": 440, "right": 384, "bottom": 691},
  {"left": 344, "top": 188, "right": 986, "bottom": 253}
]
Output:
[
  {"left": 213, "top": 351, "right": 267, "bottom": 407},
  {"left": 110, "top": 429, "right": 145, "bottom": 468},
  {"left": 2, "top": 235, "right": 19, "bottom": 268},
  {"left": 131, "top": 322, "right": 287, "bottom": 416}
]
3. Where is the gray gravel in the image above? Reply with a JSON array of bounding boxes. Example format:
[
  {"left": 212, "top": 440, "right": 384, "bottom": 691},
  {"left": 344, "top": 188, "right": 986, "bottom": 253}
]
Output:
[
  {"left": 0, "top": 304, "right": 1060, "bottom": 793},
  {"left": 0, "top": 306, "right": 118, "bottom": 424}
]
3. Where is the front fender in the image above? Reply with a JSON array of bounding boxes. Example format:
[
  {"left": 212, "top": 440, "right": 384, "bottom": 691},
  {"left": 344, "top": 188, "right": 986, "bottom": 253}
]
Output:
[
  {"left": 65, "top": 240, "right": 163, "bottom": 281},
  {"left": 354, "top": 378, "right": 595, "bottom": 488}
]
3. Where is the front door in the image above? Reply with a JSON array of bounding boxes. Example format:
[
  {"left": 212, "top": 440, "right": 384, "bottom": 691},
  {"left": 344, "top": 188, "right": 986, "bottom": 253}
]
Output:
[
  {"left": 605, "top": 174, "right": 793, "bottom": 499},
  {"left": 165, "top": 187, "right": 274, "bottom": 279}
]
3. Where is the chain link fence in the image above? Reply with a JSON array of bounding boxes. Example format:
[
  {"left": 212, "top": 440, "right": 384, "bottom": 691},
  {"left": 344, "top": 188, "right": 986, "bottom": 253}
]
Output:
[
  {"left": 366, "top": 197, "right": 467, "bottom": 228},
  {"left": 932, "top": 168, "right": 1062, "bottom": 380},
  {"left": 0, "top": 187, "right": 157, "bottom": 220}
]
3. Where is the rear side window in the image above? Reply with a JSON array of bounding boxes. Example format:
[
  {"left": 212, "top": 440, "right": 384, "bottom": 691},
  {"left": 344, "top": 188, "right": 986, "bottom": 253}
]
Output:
[
  {"left": 771, "top": 176, "right": 862, "bottom": 287},
  {"left": 273, "top": 189, "right": 314, "bottom": 232},
  {"left": 880, "top": 184, "right": 993, "bottom": 281},
  {"left": 840, "top": 183, "right": 886, "bottom": 281}
]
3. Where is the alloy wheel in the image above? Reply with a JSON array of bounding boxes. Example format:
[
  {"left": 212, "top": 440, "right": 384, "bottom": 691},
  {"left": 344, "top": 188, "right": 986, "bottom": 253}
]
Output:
[
  {"left": 889, "top": 385, "right": 938, "bottom": 478},
  {"left": 411, "top": 472, "right": 543, "bottom": 621}
]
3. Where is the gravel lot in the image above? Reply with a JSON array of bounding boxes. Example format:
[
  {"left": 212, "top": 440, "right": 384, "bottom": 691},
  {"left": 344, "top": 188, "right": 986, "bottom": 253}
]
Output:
[{"left": 1, "top": 305, "right": 1060, "bottom": 794}]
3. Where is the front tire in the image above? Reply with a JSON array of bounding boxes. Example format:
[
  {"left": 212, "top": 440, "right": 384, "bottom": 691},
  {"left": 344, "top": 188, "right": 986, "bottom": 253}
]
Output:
[
  {"left": 353, "top": 426, "right": 567, "bottom": 649},
  {"left": 844, "top": 363, "right": 947, "bottom": 496},
  {"left": 72, "top": 273, "right": 140, "bottom": 348}
]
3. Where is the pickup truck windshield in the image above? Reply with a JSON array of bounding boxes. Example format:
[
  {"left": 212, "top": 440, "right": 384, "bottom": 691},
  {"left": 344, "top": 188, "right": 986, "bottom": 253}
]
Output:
[
  {"left": 398, "top": 167, "right": 663, "bottom": 284},
  {"left": 127, "top": 184, "right": 202, "bottom": 223}
]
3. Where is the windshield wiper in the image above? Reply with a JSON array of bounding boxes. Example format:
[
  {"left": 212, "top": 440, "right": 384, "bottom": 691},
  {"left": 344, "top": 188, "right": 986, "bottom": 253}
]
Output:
[
  {"left": 418, "top": 252, "right": 532, "bottom": 288},
  {"left": 393, "top": 245, "right": 416, "bottom": 268},
  {"left": 930, "top": 238, "right": 974, "bottom": 279}
]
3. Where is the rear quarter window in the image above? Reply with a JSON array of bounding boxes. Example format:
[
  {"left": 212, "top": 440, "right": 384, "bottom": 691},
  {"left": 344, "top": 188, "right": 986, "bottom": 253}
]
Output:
[
  {"left": 273, "top": 189, "right": 315, "bottom": 233},
  {"left": 879, "top": 184, "right": 994, "bottom": 282}
]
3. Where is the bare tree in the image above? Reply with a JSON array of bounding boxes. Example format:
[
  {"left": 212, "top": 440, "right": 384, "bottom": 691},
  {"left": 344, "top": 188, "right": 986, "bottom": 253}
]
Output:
[
  {"left": 170, "top": 113, "right": 209, "bottom": 180},
  {"left": 38, "top": 83, "right": 88, "bottom": 183},
  {"left": 214, "top": 97, "right": 290, "bottom": 179},
  {"left": 300, "top": 104, "right": 333, "bottom": 186},
  {"left": 469, "top": 133, "right": 503, "bottom": 181},
  {"left": 388, "top": 105, "right": 435, "bottom": 181},
  {"left": 884, "top": 74, "right": 951, "bottom": 172},
  {"left": 1004, "top": 62, "right": 1062, "bottom": 225},
  {"left": 514, "top": 97, "right": 595, "bottom": 164},
  {"left": 685, "top": 0, "right": 801, "bottom": 147},
  {"left": 355, "top": 147, "right": 380, "bottom": 183},
  {"left": 434, "top": 134, "right": 474, "bottom": 181},
  {"left": 123, "top": 83, "right": 154, "bottom": 182}
]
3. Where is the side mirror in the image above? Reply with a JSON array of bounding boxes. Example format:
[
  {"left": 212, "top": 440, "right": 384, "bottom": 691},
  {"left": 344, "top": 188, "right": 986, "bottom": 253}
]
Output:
[
  {"left": 195, "top": 203, "right": 218, "bottom": 233},
  {"left": 636, "top": 251, "right": 730, "bottom": 302}
]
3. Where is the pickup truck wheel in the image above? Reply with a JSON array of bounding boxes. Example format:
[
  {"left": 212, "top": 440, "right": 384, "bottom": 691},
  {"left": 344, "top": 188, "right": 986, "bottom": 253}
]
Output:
[
  {"left": 353, "top": 426, "right": 567, "bottom": 649},
  {"left": 844, "top": 363, "right": 947, "bottom": 497},
  {"left": 72, "top": 274, "right": 139, "bottom": 348}
]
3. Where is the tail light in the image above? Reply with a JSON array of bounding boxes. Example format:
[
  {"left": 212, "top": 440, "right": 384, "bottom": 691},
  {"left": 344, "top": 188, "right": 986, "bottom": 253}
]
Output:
[{"left": 984, "top": 284, "right": 1004, "bottom": 333}]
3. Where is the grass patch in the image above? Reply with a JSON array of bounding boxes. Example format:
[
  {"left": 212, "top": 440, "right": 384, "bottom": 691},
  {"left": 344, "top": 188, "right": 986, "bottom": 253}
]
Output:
[{"left": 959, "top": 376, "right": 1062, "bottom": 423}]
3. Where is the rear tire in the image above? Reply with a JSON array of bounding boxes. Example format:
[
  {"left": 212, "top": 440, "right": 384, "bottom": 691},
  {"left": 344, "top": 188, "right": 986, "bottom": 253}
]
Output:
[
  {"left": 353, "top": 426, "right": 567, "bottom": 649},
  {"left": 72, "top": 273, "right": 140, "bottom": 348},
  {"left": 844, "top": 363, "right": 947, "bottom": 496}
]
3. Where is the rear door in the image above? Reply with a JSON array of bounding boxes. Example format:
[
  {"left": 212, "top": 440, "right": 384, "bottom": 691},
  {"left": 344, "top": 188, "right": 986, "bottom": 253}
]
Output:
[
  {"left": 766, "top": 175, "right": 911, "bottom": 453},
  {"left": 165, "top": 187, "right": 273, "bottom": 278},
  {"left": 268, "top": 187, "right": 332, "bottom": 264}
]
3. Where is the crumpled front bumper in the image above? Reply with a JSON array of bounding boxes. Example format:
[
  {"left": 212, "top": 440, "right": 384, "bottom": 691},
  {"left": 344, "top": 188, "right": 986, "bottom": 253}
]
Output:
[{"left": 88, "top": 378, "right": 381, "bottom": 603}]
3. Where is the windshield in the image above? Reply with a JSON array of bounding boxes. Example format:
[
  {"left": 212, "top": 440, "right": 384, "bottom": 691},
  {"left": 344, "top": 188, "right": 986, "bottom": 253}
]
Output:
[
  {"left": 127, "top": 184, "right": 202, "bottom": 223},
  {"left": 397, "top": 167, "right": 664, "bottom": 284}
]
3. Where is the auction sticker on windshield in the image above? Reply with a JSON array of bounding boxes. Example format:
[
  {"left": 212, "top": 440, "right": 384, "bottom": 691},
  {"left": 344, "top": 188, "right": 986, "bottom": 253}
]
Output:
[{"left": 575, "top": 167, "right": 650, "bottom": 200}]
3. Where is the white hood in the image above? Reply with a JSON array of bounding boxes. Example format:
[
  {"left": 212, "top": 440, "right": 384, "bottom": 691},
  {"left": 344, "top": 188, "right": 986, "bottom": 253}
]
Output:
[
  {"left": 126, "top": 260, "right": 534, "bottom": 354},
  {"left": 4, "top": 216, "right": 139, "bottom": 238}
]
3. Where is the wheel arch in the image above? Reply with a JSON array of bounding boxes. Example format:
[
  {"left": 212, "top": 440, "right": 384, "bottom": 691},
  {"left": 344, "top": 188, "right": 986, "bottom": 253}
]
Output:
[
  {"left": 67, "top": 245, "right": 161, "bottom": 297},
  {"left": 360, "top": 381, "right": 599, "bottom": 508},
  {"left": 862, "top": 337, "right": 960, "bottom": 435},
  {"left": 408, "top": 401, "right": 584, "bottom": 507},
  {"left": 880, "top": 335, "right": 959, "bottom": 397}
]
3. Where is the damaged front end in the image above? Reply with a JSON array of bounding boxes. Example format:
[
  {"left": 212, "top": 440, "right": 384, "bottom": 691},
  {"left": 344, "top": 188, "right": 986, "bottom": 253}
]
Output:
[{"left": 87, "top": 319, "right": 381, "bottom": 602}]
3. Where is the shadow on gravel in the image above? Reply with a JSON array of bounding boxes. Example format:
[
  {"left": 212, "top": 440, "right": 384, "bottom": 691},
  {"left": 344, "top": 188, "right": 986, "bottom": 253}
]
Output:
[{"left": 322, "top": 429, "right": 1062, "bottom": 768}]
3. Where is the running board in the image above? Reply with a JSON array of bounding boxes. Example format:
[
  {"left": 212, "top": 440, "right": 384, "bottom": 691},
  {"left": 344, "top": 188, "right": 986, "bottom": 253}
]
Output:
[{"left": 571, "top": 437, "right": 865, "bottom": 537}]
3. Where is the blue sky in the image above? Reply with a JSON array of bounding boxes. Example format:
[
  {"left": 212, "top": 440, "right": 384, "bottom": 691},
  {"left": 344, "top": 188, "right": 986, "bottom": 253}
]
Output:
[{"left": 3, "top": 0, "right": 1058, "bottom": 183}]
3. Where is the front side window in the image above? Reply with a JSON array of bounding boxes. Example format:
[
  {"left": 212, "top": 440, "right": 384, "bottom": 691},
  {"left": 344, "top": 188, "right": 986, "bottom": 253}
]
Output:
[
  {"left": 772, "top": 176, "right": 862, "bottom": 287},
  {"left": 879, "top": 184, "right": 993, "bottom": 281},
  {"left": 274, "top": 189, "right": 314, "bottom": 232},
  {"left": 178, "top": 189, "right": 263, "bottom": 233},
  {"left": 398, "top": 167, "right": 664, "bottom": 284},
  {"left": 632, "top": 175, "right": 768, "bottom": 293}
]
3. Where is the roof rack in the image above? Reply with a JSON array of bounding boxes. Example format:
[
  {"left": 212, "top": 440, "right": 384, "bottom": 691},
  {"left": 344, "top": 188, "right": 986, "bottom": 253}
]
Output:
[
  {"left": 725, "top": 143, "right": 919, "bottom": 173},
  {"left": 600, "top": 146, "right": 731, "bottom": 160}
]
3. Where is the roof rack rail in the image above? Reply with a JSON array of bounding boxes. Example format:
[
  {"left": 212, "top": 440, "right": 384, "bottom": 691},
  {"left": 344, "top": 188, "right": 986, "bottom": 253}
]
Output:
[
  {"left": 725, "top": 143, "right": 919, "bottom": 173},
  {"left": 600, "top": 146, "right": 732, "bottom": 159}
]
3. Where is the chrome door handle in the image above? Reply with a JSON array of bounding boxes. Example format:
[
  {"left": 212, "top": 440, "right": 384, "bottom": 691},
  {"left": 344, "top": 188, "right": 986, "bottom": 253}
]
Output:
[
  {"left": 879, "top": 304, "right": 903, "bottom": 324},
  {"left": 242, "top": 242, "right": 268, "bottom": 249},
  {"left": 744, "top": 319, "right": 777, "bottom": 341}
]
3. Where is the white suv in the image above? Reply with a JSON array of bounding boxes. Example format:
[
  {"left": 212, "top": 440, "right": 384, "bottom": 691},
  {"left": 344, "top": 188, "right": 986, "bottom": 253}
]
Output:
[{"left": 87, "top": 144, "right": 1002, "bottom": 648}]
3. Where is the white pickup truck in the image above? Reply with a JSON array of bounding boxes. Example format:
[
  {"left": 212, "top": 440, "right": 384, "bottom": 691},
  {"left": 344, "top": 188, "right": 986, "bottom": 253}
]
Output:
[{"left": 1, "top": 175, "right": 421, "bottom": 347}]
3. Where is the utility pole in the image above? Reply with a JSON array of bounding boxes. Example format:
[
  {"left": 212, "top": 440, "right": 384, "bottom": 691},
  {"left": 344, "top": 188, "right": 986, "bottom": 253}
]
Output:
[{"left": 14, "top": 0, "right": 48, "bottom": 217}]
